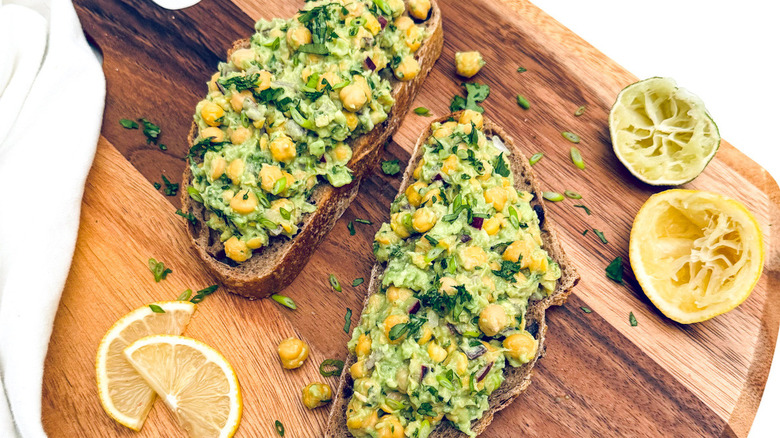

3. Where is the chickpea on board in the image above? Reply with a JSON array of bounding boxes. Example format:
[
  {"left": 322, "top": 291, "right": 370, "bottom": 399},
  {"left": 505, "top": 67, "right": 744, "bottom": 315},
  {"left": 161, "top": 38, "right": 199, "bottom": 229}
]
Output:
[
  {"left": 301, "top": 382, "right": 332, "bottom": 409},
  {"left": 455, "top": 51, "right": 485, "bottom": 78},
  {"left": 277, "top": 337, "right": 309, "bottom": 369}
]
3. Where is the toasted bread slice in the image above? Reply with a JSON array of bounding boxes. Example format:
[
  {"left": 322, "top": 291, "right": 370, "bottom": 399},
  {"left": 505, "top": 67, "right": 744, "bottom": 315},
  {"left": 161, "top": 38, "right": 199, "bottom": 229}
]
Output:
[
  {"left": 325, "top": 113, "right": 580, "bottom": 437},
  {"left": 181, "top": 2, "right": 443, "bottom": 299}
]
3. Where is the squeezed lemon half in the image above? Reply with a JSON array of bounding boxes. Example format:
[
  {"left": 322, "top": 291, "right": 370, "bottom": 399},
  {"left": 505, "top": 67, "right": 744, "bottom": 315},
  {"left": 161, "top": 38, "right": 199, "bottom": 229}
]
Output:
[
  {"left": 610, "top": 77, "right": 720, "bottom": 185},
  {"left": 95, "top": 301, "right": 196, "bottom": 430},
  {"left": 629, "top": 190, "right": 764, "bottom": 323},
  {"left": 124, "top": 335, "right": 243, "bottom": 438}
]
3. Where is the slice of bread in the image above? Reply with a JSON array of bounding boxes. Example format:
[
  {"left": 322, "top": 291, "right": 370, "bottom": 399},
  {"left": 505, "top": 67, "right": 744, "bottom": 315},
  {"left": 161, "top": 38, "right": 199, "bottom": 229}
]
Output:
[
  {"left": 181, "top": 3, "right": 443, "bottom": 299},
  {"left": 325, "top": 113, "right": 580, "bottom": 437}
]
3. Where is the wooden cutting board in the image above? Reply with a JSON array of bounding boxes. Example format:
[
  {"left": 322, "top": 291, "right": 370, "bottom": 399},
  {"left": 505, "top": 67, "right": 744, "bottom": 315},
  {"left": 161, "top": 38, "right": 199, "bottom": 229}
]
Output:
[{"left": 42, "top": 0, "right": 780, "bottom": 436}]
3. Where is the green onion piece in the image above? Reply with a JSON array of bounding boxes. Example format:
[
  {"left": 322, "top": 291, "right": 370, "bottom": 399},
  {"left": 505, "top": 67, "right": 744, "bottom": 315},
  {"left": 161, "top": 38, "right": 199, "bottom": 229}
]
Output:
[
  {"left": 580, "top": 306, "right": 592, "bottom": 314},
  {"left": 516, "top": 95, "right": 530, "bottom": 110},
  {"left": 629, "top": 312, "right": 638, "bottom": 327},
  {"left": 355, "top": 219, "right": 372, "bottom": 225},
  {"left": 517, "top": 67, "right": 527, "bottom": 73},
  {"left": 275, "top": 419, "right": 285, "bottom": 436},
  {"left": 562, "top": 131, "right": 581, "bottom": 143},
  {"left": 260, "top": 218, "right": 278, "bottom": 230},
  {"left": 148, "top": 304, "right": 165, "bottom": 313},
  {"left": 176, "top": 289, "right": 193, "bottom": 301},
  {"left": 272, "top": 177, "right": 287, "bottom": 195},
  {"left": 388, "top": 322, "right": 408, "bottom": 341},
  {"left": 413, "top": 107, "right": 431, "bottom": 116},
  {"left": 424, "top": 235, "right": 439, "bottom": 246},
  {"left": 186, "top": 186, "right": 203, "bottom": 203},
  {"left": 279, "top": 207, "right": 291, "bottom": 220},
  {"left": 347, "top": 221, "right": 356, "bottom": 235},
  {"left": 153, "top": 182, "right": 161, "bottom": 190},
  {"left": 508, "top": 206, "right": 520, "bottom": 228},
  {"left": 297, "top": 43, "right": 328, "bottom": 55},
  {"left": 543, "top": 191, "right": 564, "bottom": 202},
  {"left": 593, "top": 229, "right": 608, "bottom": 244},
  {"left": 329, "top": 274, "right": 342, "bottom": 292},
  {"left": 606, "top": 257, "right": 624, "bottom": 284},
  {"left": 119, "top": 118, "right": 138, "bottom": 129},
  {"left": 372, "top": 0, "right": 393, "bottom": 15},
  {"left": 344, "top": 308, "right": 352, "bottom": 333},
  {"left": 575, "top": 105, "right": 586, "bottom": 116},
  {"left": 564, "top": 190, "right": 582, "bottom": 199},
  {"left": 190, "top": 285, "right": 218, "bottom": 303},
  {"left": 319, "top": 359, "right": 345, "bottom": 377},
  {"left": 148, "top": 258, "right": 172, "bottom": 282},
  {"left": 352, "top": 278, "right": 364, "bottom": 287},
  {"left": 529, "top": 152, "right": 543, "bottom": 165},
  {"left": 570, "top": 147, "right": 585, "bottom": 169},
  {"left": 271, "top": 294, "right": 296, "bottom": 310},
  {"left": 573, "top": 204, "right": 592, "bottom": 215}
]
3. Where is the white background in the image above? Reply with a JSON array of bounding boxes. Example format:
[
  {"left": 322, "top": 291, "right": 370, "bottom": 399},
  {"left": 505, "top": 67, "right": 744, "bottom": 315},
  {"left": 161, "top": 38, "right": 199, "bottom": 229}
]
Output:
[{"left": 531, "top": 0, "right": 780, "bottom": 436}]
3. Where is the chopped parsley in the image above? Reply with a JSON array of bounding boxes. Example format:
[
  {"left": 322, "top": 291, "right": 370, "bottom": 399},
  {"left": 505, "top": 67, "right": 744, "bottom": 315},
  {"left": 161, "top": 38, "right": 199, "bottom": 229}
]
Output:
[
  {"left": 517, "top": 67, "right": 527, "bottom": 73},
  {"left": 175, "top": 209, "right": 197, "bottom": 225},
  {"left": 217, "top": 72, "right": 259, "bottom": 92},
  {"left": 629, "top": 312, "right": 638, "bottom": 327},
  {"left": 450, "top": 82, "right": 490, "bottom": 113},
  {"left": 347, "top": 221, "right": 356, "bottom": 235},
  {"left": 580, "top": 306, "right": 592, "bottom": 314},
  {"left": 606, "top": 257, "right": 624, "bottom": 284},
  {"left": 381, "top": 159, "right": 401, "bottom": 176},
  {"left": 493, "top": 152, "right": 510, "bottom": 177},
  {"left": 161, "top": 174, "right": 179, "bottom": 196},
  {"left": 119, "top": 118, "right": 138, "bottom": 129},
  {"left": 491, "top": 260, "right": 523, "bottom": 282},
  {"left": 573, "top": 204, "right": 592, "bottom": 215},
  {"left": 593, "top": 229, "right": 608, "bottom": 244},
  {"left": 139, "top": 118, "right": 161, "bottom": 145},
  {"left": 344, "top": 308, "right": 352, "bottom": 333}
]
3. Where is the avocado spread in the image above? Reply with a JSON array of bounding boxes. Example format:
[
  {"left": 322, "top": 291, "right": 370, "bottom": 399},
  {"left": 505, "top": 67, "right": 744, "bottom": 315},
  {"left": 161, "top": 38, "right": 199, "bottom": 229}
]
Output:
[
  {"left": 345, "top": 111, "right": 561, "bottom": 438},
  {"left": 185, "top": 0, "right": 429, "bottom": 263}
]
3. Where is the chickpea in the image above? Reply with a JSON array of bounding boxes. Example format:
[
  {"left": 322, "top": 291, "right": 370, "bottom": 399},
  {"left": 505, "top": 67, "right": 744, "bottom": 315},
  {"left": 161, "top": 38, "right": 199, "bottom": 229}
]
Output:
[
  {"left": 301, "top": 382, "right": 332, "bottom": 409},
  {"left": 445, "top": 351, "right": 469, "bottom": 376},
  {"left": 433, "top": 121, "right": 457, "bottom": 139},
  {"left": 375, "top": 414, "right": 404, "bottom": 438},
  {"left": 383, "top": 314, "right": 409, "bottom": 343},
  {"left": 408, "top": 0, "right": 431, "bottom": 20},
  {"left": 286, "top": 26, "right": 312, "bottom": 51},
  {"left": 226, "top": 159, "right": 244, "bottom": 184},
  {"left": 229, "top": 90, "right": 253, "bottom": 112},
  {"left": 482, "top": 213, "right": 504, "bottom": 236},
  {"left": 484, "top": 186, "right": 508, "bottom": 211},
  {"left": 412, "top": 207, "right": 437, "bottom": 233},
  {"left": 405, "top": 181, "right": 427, "bottom": 207},
  {"left": 363, "top": 13, "right": 381, "bottom": 35},
  {"left": 230, "top": 126, "right": 252, "bottom": 145},
  {"left": 420, "top": 188, "right": 442, "bottom": 206},
  {"left": 459, "top": 109, "right": 484, "bottom": 129},
  {"left": 438, "top": 155, "right": 459, "bottom": 176},
  {"left": 331, "top": 142, "right": 352, "bottom": 163},
  {"left": 200, "top": 126, "right": 224, "bottom": 143},
  {"left": 405, "top": 25, "right": 422, "bottom": 52},
  {"left": 427, "top": 341, "right": 447, "bottom": 363},
  {"left": 340, "top": 84, "right": 369, "bottom": 112},
  {"left": 356, "top": 333, "right": 372, "bottom": 358},
  {"left": 246, "top": 236, "right": 265, "bottom": 249},
  {"left": 478, "top": 304, "right": 508, "bottom": 337},
  {"left": 394, "top": 15, "right": 414, "bottom": 31},
  {"left": 343, "top": 111, "right": 359, "bottom": 131},
  {"left": 200, "top": 101, "right": 224, "bottom": 126},
  {"left": 207, "top": 72, "right": 221, "bottom": 93},
  {"left": 230, "top": 190, "right": 258, "bottom": 215},
  {"left": 386, "top": 286, "right": 412, "bottom": 303},
  {"left": 438, "top": 276, "right": 458, "bottom": 294},
  {"left": 459, "top": 246, "right": 487, "bottom": 270},
  {"left": 394, "top": 55, "right": 420, "bottom": 81},
  {"left": 256, "top": 70, "right": 273, "bottom": 91},
  {"left": 230, "top": 48, "right": 256, "bottom": 69},
  {"left": 502, "top": 238, "right": 532, "bottom": 264},
  {"left": 413, "top": 159, "right": 425, "bottom": 180},
  {"left": 390, "top": 212, "right": 411, "bottom": 238},
  {"left": 277, "top": 337, "right": 309, "bottom": 369},
  {"left": 375, "top": 229, "right": 401, "bottom": 246},
  {"left": 270, "top": 135, "right": 297, "bottom": 163},
  {"left": 346, "top": 401, "right": 379, "bottom": 432},
  {"left": 504, "top": 331, "right": 538, "bottom": 363},
  {"left": 224, "top": 236, "right": 251, "bottom": 262},
  {"left": 209, "top": 157, "right": 227, "bottom": 181},
  {"left": 318, "top": 71, "right": 341, "bottom": 91},
  {"left": 379, "top": 392, "right": 406, "bottom": 414},
  {"left": 350, "top": 359, "right": 369, "bottom": 379},
  {"left": 259, "top": 164, "right": 283, "bottom": 193},
  {"left": 455, "top": 51, "right": 485, "bottom": 78},
  {"left": 417, "top": 325, "right": 433, "bottom": 345},
  {"left": 345, "top": 1, "right": 365, "bottom": 16}
]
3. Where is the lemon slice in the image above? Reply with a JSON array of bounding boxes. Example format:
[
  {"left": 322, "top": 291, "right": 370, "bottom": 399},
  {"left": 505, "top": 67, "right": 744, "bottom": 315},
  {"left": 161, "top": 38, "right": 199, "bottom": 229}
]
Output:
[
  {"left": 124, "top": 335, "right": 243, "bottom": 438},
  {"left": 630, "top": 190, "right": 764, "bottom": 323},
  {"left": 610, "top": 77, "right": 720, "bottom": 185},
  {"left": 96, "top": 301, "right": 197, "bottom": 430}
]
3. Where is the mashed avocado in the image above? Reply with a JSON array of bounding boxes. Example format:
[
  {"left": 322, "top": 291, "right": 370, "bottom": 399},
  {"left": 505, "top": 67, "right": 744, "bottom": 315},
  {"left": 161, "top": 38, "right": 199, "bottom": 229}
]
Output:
[
  {"left": 185, "top": 0, "right": 429, "bottom": 262},
  {"left": 345, "top": 111, "right": 561, "bottom": 438}
]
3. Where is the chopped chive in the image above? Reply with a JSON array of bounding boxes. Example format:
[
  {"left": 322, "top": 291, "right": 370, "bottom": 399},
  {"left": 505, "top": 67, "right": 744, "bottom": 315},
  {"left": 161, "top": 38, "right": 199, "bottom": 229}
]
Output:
[
  {"left": 120, "top": 118, "right": 139, "bottom": 129},
  {"left": 629, "top": 312, "right": 638, "bottom": 327},
  {"left": 543, "top": 191, "right": 564, "bottom": 202},
  {"left": 413, "top": 107, "right": 431, "bottom": 116},
  {"left": 329, "top": 274, "right": 342, "bottom": 292},
  {"left": 529, "top": 152, "right": 544, "bottom": 165},
  {"left": 593, "top": 229, "right": 608, "bottom": 244},
  {"left": 606, "top": 257, "right": 624, "bottom": 284},
  {"left": 352, "top": 278, "right": 364, "bottom": 287},
  {"left": 580, "top": 306, "right": 592, "bottom": 314},
  {"left": 344, "top": 308, "right": 352, "bottom": 333},
  {"left": 187, "top": 186, "right": 203, "bottom": 203},
  {"left": 562, "top": 131, "right": 581, "bottom": 143},
  {"left": 175, "top": 209, "right": 197, "bottom": 225},
  {"left": 573, "top": 204, "right": 592, "bottom": 215},
  {"left": 275, "top": 419, "right": 285, "bottom": 436},
  {"left": 260, "top": 218, "right": 278, "bottom": 230},
  {"left": 424, "top": 234, "right": 439, "bottom": 246},
  {"left": 319, "top": 358, "right": 345, "bottom": 377},
  {"left": 582, "top": 229, "right": 589, "bottom": 236},
  {"left": 271, "top": 294, "right": 296, "bottom": 310},
  {"left": 272, "top": 177, "right": 287, "bottom": 195},
  {"left": 279, "top": 207, "right": 291, "bottom": 220},
  {"left": 570, "top": 147, "right": 585, "bottom": 169},
  {"left": 176, "top": 289, "right": 193, "bottom": 301},
  {"left": 347, "top": 221, "right": 356, "bottom": 235},
  {"left": 148, "top": 258, "right": 172, "bottom": 282},
  {"left": 190, "top": 285, "right": 218, "bottom": 303},
  {"left": 516, "top": 95, "right": 530, "bottom": 110},
  {"left": 574, "top": 106, "right": 586, "bottom": 117},
  {"left": 149, "top": 304, "right": 165, "bottom": 313},
  {"left": 355, "top": 218, "right": 372, "bottom": 225},
  {"left": 564, "top": 190, "right": 582, "bottom": 199},
  {"left": 517, "top": 67, "right": 527, "bottom": 73},
  {"left": 508, "top": 206, "right": 520, "bottom": 228}
]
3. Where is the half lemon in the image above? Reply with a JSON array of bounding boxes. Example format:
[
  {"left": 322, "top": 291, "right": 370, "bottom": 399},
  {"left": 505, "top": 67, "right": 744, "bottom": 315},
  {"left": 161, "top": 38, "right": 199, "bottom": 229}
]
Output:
[
  {"left": 96, "top": 301, "right": 197, "bottom": 430},
  {"left": 629, "top": 190, "right": 764, "bottom": 323},
  {"left": 124, "top": 335, "right": 243, "bottom": 438},
  {"left": 610, "top": 77, "right": 720, "bottom": 185}
]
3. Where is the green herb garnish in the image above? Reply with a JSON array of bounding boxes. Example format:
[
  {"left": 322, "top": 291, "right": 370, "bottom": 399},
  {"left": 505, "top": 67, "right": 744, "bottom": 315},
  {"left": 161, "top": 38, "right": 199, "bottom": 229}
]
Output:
[
  {"left": 176, "top": 289, "right": 193, "bottom": 301},
  {"left": 275, "top": 419, "right": 285, "bottom": 436},
  {"left": 606, "top": 257, "right": 624, "bottom": 284},
  {"left": 153, "top": 182, "right": 161, "bottom": 190},
  {"left": 450, "top": 82, "right": 490, "bottom": 113},
  {"left": 562, "top": 131, "right": 581, "bottom": 144},
  {"left": 517, "top": 67, "right": 527, "bottom": 73},
  {"left": 352, "top": 278, "right": 364, "bottom": 287},
  {"left": 424, "top": 235, "right": 439, "bottom": 246},
  {"left": 280, "top": 207, "right": 291, "bottom": 220},
  {"left": 148, "top": 258, "right": 172, "bottom": 282},
  {"left": 573, "top": 204, "right": 591, "bottom": 215},
  {"left": 582, "top": 229, "right": 589, "bottom": 236},
  {"left": 575, "top": 105, "right": 587, "bottom": 116},
  {"left": 161, "top": 174, "right": 179, "bottom": 196},
  {"left": 148, "top": 304, "right": 165, "bottom": 313},
  {"left": 381, "top": 159, "right": 401, "bottom": 176},
  {"left": 492, "top": 260, "right": 522, "bottom": 282},
  {"left": 581, "top": 306, "right": 592, "bottom": 314},
  {"left": 347, "top": 221, "right": 356, "bottom": 235},
  {"left": 593, "top": 229, "right": 608, "bottom": 244},
  {"left": 271, "top": 294, "right": 296, "bottom": 310},
  {"left": 355, "top": 218, "right": 372, "bottom": 225},
  {"left": 493, "top": 152, "right": 510, "bottom": 177},
  {"left": 218, "top": 73, "right": 259, "bottom": 91},
  {"left": 329, "top": 274, "right": 342, "bottom": 292},
  {"left": 516, "top": 95, "right": 530, "bottom": 110},
  {"left": 175, "top": 209, "right": 197, "bottom": 225},
  {"left": 414, "top": 107, "right": 431, "bottom": 116},
  {"left": 190, "top": 285, "right": 219, "bottom": 303},
  {"left": 120, "top": 118, "right": 138, "bottom": 129},
  {"left": 319, "top": 359, "right": 345, "bottom": 377},
  {"left": 344, "top": 308, "right": 352, "bottom": 333},
  {"left": 564, "top": 190, "right": 582, "bottom": 199},
  {"left": 139, "top": 118, "right": 161, "bottom": 144},
  {"left": 629, "top": 312, "right": 638, "bottom": 327}
]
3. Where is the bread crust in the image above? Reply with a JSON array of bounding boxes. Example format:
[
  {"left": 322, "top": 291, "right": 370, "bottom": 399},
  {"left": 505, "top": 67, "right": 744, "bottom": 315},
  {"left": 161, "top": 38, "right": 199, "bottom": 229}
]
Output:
[
  {"left": 325, "top": 113, "right": 580, "bottom": 437},
  {"left": 180, "top": 2, "right": 443, "bottom": 299}
]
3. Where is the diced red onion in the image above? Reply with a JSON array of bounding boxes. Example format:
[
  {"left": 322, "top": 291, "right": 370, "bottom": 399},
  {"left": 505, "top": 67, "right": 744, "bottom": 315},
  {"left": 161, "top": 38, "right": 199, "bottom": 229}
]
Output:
[
  {"left": 408, "top": 300, "right": 421, "bottom": 314},
  {"left": 470, "top": 216, "right": 484, "bottom": 229},
  {"left": 364, "top": 56, "right": 376, "bottom": 71},
  {"left": 421, "top": 365, "right": 429, "bottom": 380},
  {"left": 460, "top": 234, "right": 471, "bottom": 243},
  {"left": 377, "top": 15, "right": 387, "bottom": 29},
  {"left": 432, "top": 173, "right": 443, "bottom": 182},
  {"left": 463, "top": 344, "right": 487, "bottom": 360},
  {"left": 216, "top": 82, "right": 227, "bottom": 95},
  {"left": 476, "top": 362, "right": 494, "bottom": 382}
]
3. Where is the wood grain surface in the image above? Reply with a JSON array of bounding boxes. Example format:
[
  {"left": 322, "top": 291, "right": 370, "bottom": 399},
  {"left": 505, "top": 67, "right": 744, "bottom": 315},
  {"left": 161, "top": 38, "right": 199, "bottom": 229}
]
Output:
[{"left": 42, "top": 0, "right": 780, "bottom": 437}]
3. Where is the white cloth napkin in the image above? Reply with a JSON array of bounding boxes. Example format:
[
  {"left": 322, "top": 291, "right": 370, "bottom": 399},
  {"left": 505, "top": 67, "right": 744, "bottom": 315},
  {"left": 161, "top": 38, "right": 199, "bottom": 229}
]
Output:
[{"left": 0, "top": 0, "right": 105, "bottom": 435}]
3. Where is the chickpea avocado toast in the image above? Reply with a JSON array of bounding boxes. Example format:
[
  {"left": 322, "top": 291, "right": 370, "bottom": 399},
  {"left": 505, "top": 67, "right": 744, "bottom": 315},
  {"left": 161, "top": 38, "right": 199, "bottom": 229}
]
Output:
[
  {"left": 182, "top": 0, "right": 443, "bottom": 298},
  {"left": 326, "top": 112, "right": 579, "bottom": 438}
]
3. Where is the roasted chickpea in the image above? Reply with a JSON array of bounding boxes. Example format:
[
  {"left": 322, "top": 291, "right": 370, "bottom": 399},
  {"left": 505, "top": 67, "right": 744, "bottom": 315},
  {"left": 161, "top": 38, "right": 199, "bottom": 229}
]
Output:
[
  {"left": 412, "top": 207, "right": 437, "bottom": 233},
  {"left": 230, "top": 90, "right": 254, "bottom": 112},
  {"left": 200, "top": 101, "right": 224, "bottom": 126},
  {"left": 440, "top": 154, "right": 459, "bottom": 175},
  {"left": 503, "top": 331, "right": 538, "bottom": 363},
  {"left": 427, "top": 341, "right": 447, "bottom": 363},
  {"left": 209, "top": 157, "right": 227, "bottom": 181},
  {"left": 346, "top": 401, "right": 379, "bottom": 432},
  {"left": 230, "top": 48, "right": 256, "bottom": 69},
  {"left": 394, "top": 15, "right": 414, "bottom": 31},
  {"left": 405, "top": 181, "right": 427, "bottom": 207},
  {"left": 445, "top": 351, "right": 469, "bottom": 376},
  {"left": 301, "top": 382, "right": 332, "bottom": 409},
  {"left": 224, "top": 236, "right": 251, "bottom": 262},
  {"left": 230, "top": 190, "right": 258, "bottom": 215},
  {"left": 207, "top": 72, "right": 221, "bottom": 93},
  {"left": 350, "top": 359, "right": 369, "bottom": 379},
  {"left": 256, "top": 70, "right": 273, "bottom": 91},
  {"left": 230, "top": 126, "right": 252, "bottom": 144},
  {"left": 484, "top": 186, "right": 508, "bottom": 211},
  {"left": 277, "top": 337, "right": 309, "bottom": 369},
  {"left": 386, "top": 286, "right": 412, "bottom": 303},
  {"left": 482, "top": 213, "right": 504, "bottom": 236},
  {"left": 356, "top": 333, "right": 372, "bottom": 358},
  {"left": 270, "top": 135, "right": 297, "bottom": 163},
  {"left": 375, "top": 414, "right": 404, "bottom": 438},
  {"left": 226, "top": 159, "right": 244, "bottom": 184},
  {"left": 408, "top": 0, "right": 431, "bottom": 20},
  {"left": 459, "top": 109, "right": 484, "bottom": 129},
  {"left": 455, "top": 51, "right": 485, "bottom": 78},
  {"left": 438, "top": 276, "right": 458, "bottom": 294},
  {"left": 394, "top": 55, "right": 420, "bottom": 81},
  {"left": 459, "top": 246, "right": 487, "bottom": 270},
  {"left": 478, "top": 304, "right": 508, "bottom": 337},
  {"left": 405, "top": 25, "right": 422, "bottom": 52},
  {"left": 286, "top": 25, "right": 312, "bottom": 50},
  {"left": 343, "top": 111, "right": 359, "bottom": 131},
  {"left": 420, "top": 188, "right": 442, "bottom": 206},
  {"left": 331, "top": 142, "right": 352, "bottom": 163},
  {"left": 390, "top": 212, "right": 412, "bottom": 238},
  {"left": 340, "top": 83, "right": 369, "bottom": 112},
  {"left": 363, "top": 13, "right": 381, "bottom": 35},
  {"left": 259, "top": 164, "right": 284, "bottom": 193},
  {"left": 200, "top": 126, "right": 224, "bottom": 142},
  {"left": 502, "top": 238, "right": 532, "bottom": 264},
  {"left": 433, "top": 121, "right": 457, "bottom": 139}
]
